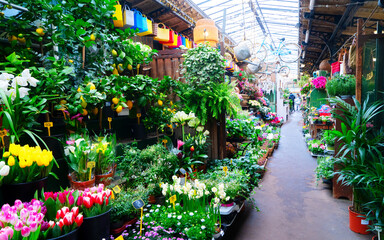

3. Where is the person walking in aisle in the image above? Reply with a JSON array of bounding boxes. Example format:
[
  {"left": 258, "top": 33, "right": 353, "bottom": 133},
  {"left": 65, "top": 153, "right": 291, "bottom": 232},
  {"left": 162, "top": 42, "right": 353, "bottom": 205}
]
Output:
[
  {"left": 295, "top": 93, "right": 301, "bottom": 111},
  {"left": 289, "top": 93, "right": 296, "bottom": 112}
]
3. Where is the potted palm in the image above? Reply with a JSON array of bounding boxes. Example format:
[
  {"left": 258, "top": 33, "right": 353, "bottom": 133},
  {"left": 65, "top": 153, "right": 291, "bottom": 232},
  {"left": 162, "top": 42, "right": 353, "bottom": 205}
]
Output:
[{"left": 330, "top": 96, "right": 384, "bottom": 235}]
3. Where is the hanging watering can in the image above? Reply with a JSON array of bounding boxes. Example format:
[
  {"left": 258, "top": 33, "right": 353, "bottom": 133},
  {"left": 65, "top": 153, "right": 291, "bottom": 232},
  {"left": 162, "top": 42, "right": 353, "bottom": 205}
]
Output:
[
  {"left": 234, "top": 41, "right": 251, "bottom": 61},
  {"left": 247, "top": 61, "right": 262, "bottom": 73}
]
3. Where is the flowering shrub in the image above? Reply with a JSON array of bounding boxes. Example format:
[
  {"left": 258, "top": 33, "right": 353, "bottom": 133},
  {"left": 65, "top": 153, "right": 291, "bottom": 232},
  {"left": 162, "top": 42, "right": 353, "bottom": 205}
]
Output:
[
  {"left": 311, "top": 76, "right": 327, "bottom": 89},
  {"left": 1, "top": 144, "right": 55, "bottom": 184}
]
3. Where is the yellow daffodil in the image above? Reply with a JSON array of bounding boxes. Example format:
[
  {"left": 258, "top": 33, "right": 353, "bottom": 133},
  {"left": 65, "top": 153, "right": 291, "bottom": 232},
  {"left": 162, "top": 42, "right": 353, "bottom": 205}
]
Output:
[
  {"left": 2, "top": 152, "right": 10, "bottom": 158},
  {"left": 8, "top": 156, "right": 15, "bottom": 166}
]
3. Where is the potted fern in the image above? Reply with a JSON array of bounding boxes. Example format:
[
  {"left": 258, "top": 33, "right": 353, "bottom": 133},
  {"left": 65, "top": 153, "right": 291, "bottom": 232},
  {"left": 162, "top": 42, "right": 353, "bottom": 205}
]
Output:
[{"left": 326, "top": 74, "right": 356, "bottom": 99}]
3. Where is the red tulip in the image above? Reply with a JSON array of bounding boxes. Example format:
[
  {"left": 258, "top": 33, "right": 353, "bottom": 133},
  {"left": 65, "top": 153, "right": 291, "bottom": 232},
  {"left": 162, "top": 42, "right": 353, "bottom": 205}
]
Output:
[
  {"left": 48, "top": 221, "right": 55, "bottom": 228},
  {"left": 190, "top": 146, "right": 195, "bottom": 152},
  {"left": 239, "top": 73, "right": 242, "bottom": 77},
  {"left": 105, "top": 189, "right": 112, "bottom": 199},
  {"left": 240, "top": 69, "right": 243, "bottom": 71},
  {"left": 63, "top": 213, "right": 73, "bottom": 226},
  {"left": 57, "top": 219, "right": 64, "bottom": 230},
  {"left": 77, "top": 195, "right": 83, "bottom": 206},
  {"left": 44, "top": 192, "right": 53, "bottom": 201},
  {"left": 71, "top": 207, "right": 79, "bottom": 217},
  {"left": 61, "top": 206, "right": 69, "bottom": 215},
  {"left": 95, "top": 193, "right": 103, "bottom": 205},
  {"left": 56, "top": 210, "right": 62, "bottom": 220},
  {"left": 83, "top": 196, "right": 93, "bottom": 208},
  {"left": 75, "top": 214, "right": 83, "bottom": 227},
  {"left": 105, "top": 197, "right": 109, "bottom": 206}
]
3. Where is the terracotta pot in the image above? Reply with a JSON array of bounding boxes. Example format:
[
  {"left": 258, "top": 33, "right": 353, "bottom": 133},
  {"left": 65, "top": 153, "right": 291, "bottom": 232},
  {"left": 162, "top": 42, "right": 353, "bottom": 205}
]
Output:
[
  {"left": 148, "top": 195, "right": 156, "bottom": 204},
  {"left": 95, "top": 164, "right": 117, "bottom": 186},
  {"left": 349, "top": 206, "right": 370, "bottom": 234},
  {"left": 68, "top": 173, "right": 95, "bottom": 190}
]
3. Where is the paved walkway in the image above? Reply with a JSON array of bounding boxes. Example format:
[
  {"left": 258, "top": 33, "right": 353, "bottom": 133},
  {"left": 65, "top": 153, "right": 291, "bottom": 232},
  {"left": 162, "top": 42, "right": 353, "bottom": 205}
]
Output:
[{"left": 227, "top": 112, "right": 371, "bottom": 240}]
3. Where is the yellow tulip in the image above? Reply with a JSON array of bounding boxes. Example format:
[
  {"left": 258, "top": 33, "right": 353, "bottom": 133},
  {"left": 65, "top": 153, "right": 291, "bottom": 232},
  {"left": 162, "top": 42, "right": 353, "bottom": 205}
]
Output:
[
  {"left": 8, "top": 156, "right": 15, "bottom": 166},
  {"left": 19, "top": 160, "right": 26, "bottom": 169},
  {"left": 2, "top": 152, "right": 10, "bottom": 158},
  {"left": 9, "top": 144, "right": 20, "bottom": 156}
]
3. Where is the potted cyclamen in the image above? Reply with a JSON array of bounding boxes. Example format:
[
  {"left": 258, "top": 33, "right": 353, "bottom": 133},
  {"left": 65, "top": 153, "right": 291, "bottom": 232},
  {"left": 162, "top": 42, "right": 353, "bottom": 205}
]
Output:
[
  {"left": 64, "top": 134, "right": 95, "bottom": 190},
  {"left": 92, "top": 134, "right": 116, "bottom": 186},
  {"left": 0, "top": 143, "right": 56, "bottom": 204}
]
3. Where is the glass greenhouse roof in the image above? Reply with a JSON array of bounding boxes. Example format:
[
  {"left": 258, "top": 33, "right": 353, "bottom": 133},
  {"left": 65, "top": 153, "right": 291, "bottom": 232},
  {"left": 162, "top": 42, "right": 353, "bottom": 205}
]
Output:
[{"left": 189, "top": 0, "right": 300, "bottom": 75}]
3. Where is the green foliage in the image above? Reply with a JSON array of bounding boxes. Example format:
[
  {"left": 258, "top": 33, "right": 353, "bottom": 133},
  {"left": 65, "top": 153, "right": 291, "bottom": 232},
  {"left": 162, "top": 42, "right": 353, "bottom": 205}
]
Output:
[
  {"left": 181, "top": 44, "right": 225, "bottom": 84},
  {"left": 322, "top": 130, "right": 335, "bottom": 146},
  {"left": 298, "top": 75, "right": 310, "bottom": 87},
  {"left": 315, "top": 156, "right": 334, "bottom": 180},
  {"left": 326, "top": 74, "right": 356, "bottom": 97}
]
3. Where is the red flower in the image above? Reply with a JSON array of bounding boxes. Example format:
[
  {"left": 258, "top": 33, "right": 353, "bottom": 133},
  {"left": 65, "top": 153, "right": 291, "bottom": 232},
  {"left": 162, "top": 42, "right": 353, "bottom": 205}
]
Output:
[
  {"left": 48, "top": 221, "right": 55, "bottom": 228},
  {"left": 239, "top": 73, "right": 242, "bottom": 77},
  {"left": 44, "top": 192, "right": 54, "bottom": 201},
  {"left": 61, "top": 206, "right": 69, "bottom": 215},
  {"left": 71, "top": 207, "right": 79, "bottom": 217},
  {"left": 83, "top": 196, "right": 93, "bottom": 208},
  {"left": 242, "top": 78, "right": 245, "bottom": 80},
  {"left": 56, "top": 210, "right": 62, "bottom": 220},
  {"left": 75, "top": 214, "right": 83, "bottom": 227},
  {"left": 77, "top": 195, "right": 83, "bottom": 206},
  {"left": 190, "top": 146, "right": 195, "bottom": 152},
  {"left": 57, "top": 219, "right": 64, "bottom": 230},
  {"left": 63, "top": 213, "right": 73, "bottom": 226}
]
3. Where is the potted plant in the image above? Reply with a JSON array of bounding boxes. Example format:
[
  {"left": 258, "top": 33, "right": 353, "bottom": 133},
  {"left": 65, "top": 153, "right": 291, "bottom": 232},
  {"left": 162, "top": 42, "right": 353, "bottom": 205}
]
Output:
[
  {"left": 92, "top": 134, "right": 116, "bottom": 186},
  {"left": 307, "top": 139, "right": 326, "bottom": 156},
  {"left": 326, "top": 74, "right": 356, "bottom": 99},
  {"left": 322, "top": 130, "right": 335, "bottom": 151},
  {"left": 1, "top": 143, "right": 57, "bottom": 203},
  {"left": 64, "top": 134, "right": 95, "bottom": 190},
  {"left": 330, "top": 96, "right": 384, "bottom": 235},
  {"left": 315, "top": 156, "right": 334, "bottom": 185}
]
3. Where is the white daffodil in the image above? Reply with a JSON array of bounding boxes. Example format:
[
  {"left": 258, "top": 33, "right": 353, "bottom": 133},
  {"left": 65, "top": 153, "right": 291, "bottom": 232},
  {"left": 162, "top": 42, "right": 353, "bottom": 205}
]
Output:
[{"left": 21, "top": 69, "right": 39, "bottom": 87}]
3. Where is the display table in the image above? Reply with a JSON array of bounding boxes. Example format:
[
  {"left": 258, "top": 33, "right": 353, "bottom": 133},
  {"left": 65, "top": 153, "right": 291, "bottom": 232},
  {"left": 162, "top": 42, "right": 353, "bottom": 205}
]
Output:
[{"left": 309, "top": 118, "right": 334, "bottom": 139}]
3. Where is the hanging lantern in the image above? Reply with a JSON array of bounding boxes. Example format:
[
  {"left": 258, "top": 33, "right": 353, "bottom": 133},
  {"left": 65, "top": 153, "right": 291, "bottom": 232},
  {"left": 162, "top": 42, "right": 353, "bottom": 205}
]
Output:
[{"left": 193, "top": 19, "right": 219, "bottom": 47}]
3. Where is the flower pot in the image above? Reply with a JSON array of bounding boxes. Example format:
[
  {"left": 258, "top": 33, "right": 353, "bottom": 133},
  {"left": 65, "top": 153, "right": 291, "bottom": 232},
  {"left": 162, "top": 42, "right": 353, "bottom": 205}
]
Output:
[
  {"left": 110, "top": 217, "right": 137, "bottom": 235},
  {"left": 95, "top": 164, "right": 116, "bottom": 186},
  {"left": 349, "top": 206, "right": 370, "bottom": 234},
  {"left": 148, "top": 194, "right": 156, "bottom": 204},
  {"left": 221, "top": 202, "right": 235, "bottom": 207},
  {"left": 0, "top": 177, "right": 48, "bottom": 204},
  {"left": 68, "top": 174, "right": 95, "bottom": 191},
  {"left": 79, "top": 209, "right": 111, "bottom": 240},
  {"left": 340, "top": 95, "right": 352, "bottom": 100},
  {"left": 48, "top": 228, "right": 79, "bottom": 240}
]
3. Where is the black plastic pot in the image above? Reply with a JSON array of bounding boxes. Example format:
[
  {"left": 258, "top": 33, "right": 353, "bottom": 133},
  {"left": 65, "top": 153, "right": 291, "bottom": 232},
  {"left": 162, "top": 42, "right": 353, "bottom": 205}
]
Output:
[
  {"left": 132, "top": 123, "right": 147, "bottom": 140},
  {"left": 0, "top": 177, "right": 48, "bottom": 204},
  {"left": 79, "top": 209, "right": 111, "bottom": 240},
  {"left": 47, "top": 228, "right": 79, "bottom": 240}
]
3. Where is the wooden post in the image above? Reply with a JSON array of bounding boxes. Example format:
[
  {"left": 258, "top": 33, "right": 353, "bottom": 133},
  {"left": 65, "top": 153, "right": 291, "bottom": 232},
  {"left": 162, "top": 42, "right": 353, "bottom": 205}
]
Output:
[
  {"left": 218, "top": 41, "right": 226, "bottom": 159},
  {"left": 355, "top": 18, "right": 363, "bottom": 103}
]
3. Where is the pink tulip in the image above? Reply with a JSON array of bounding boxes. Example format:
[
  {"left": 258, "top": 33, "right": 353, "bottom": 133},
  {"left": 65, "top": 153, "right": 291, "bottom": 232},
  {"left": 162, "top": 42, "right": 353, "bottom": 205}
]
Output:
[
  {"left": 58, "top": 192, "right": 66, "bottom": 204},
  {"left": 63, "top": 213, "right": 73, "bottom": 226},
  {"left": 66, "top": 140, "right": 75, "bottom": 145},
  {"left": 14, "top": 220, "right": 23, "bottom": 231},
  {"left": 14, "top": 200, "right": 23, "bottom": 211},
  {"left": 95, "top": 193, "right": 103, "bottom": 205},
  {"left": 0, "top": 233, "right": 8, "bottom": 240},
  {"left": 30, "top": 222, "right": 38, "bottom": 232},
  {"left": 97, "top": 184, "right": 104, "bottom": 193},
  {"left": 21, "top": 226, "right": 31, "bottom": 237},
  {"left": 105, "top": 189, "right": 112, "bottom": 199},
  {"left": 1, "top": 204, "right": 10, "bottom": 213},
  {"left": 77, "top": 195, "right": 83, "bottom": 206},
  {"left": 68, "top": 194, "right": 75, "bottom": 205}
]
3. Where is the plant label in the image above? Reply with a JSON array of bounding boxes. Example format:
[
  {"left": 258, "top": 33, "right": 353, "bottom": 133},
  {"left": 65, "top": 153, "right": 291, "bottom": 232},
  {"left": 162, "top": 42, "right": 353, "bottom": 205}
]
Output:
[
  {"left": 169, "top": 195, "right": 177, "bottom": 209},
  {"left": 179, "top": 168, "right": 186, "bottom": 175},
  {"left": 113, "top": 185, "right": 121, "bottom": 194},
  {"left": 87, "top": 161, "right": 96, "bottom": 180},
  {"left": 44, "top": 122, "right": 53, "bottom": 136},
  {"left": 0, "top": 130, "right": 7, "bottom": 146},
  {"left": 137, "top": 113, "right": 141, "bottom": 124},
  {"left": 361, "top": 219, "right": 369, "bottom": 225},
  {"left": 115, "top": 236, "right": 124, "bottom": 240},
  {"left": 132, "top": 199, "right": 145, "bottom": 209},
  {"left": 108, "top": 117, "right": 112, "bottom": 129},
  {"left": 223, "top": 166, "right": 228, "bottom": 176}
]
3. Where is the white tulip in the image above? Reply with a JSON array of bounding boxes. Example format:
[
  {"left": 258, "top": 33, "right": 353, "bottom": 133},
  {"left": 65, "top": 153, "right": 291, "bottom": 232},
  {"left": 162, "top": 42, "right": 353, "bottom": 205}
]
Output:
[
  {"left": 0, "top": 161, "right": 5, "bottom": 169},
  {"left": 0, "top": 165, "right": 10, "bottom": 176}
]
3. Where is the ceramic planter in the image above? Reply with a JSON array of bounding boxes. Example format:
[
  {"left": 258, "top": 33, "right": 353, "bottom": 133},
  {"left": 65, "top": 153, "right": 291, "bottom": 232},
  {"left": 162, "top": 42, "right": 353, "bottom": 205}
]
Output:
[
  {"left": 0, "top": 177, "right": 48, "bottom": 204},
  {"left": 349, "top": 206, "right": 370, "bottom": 234},
  {"left": 47, "top": 228, "right": 79, "bottom": 240},
  {"left": 79, "top": 209, "right": 111, "bottom": 240}
]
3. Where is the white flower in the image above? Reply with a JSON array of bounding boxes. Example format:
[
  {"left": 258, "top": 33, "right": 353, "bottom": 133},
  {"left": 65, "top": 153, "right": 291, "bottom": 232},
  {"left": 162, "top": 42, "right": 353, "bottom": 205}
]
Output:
[
  {"left": 157, "top": 205, "right": 161, "bottom": 208},
  {"left": 201, "top": 219, "right": 205, "bottom": 222},
  {"left": 255, "top": 126, "right": 262, "bottom": 130},
  {"left": 75, "top": 138, "right": 85, "bottom": 146},
  {"left": 64, "top": 146, "right": 75, "bottom": 156},
  {"left": 225, "top": 196, "right": 230, "bottom": 201},
  {"left": 0, "top": 81, "right": 8, "bottom": 92},
  {"left": 162, "top": 190, "right": 167, "bottom": 196},
  {"left": 205, "top": 191, "right": 210, "bottom": 195},
  {"left": 170, "top": 185, "right": 174, "bottom": 191},
  {"left": 0, "top": 161, "right": 5, "bottom": 169},
  {"left": 18, "top": 87, "right": 30, "bottom": 98},
  {"left": 145, "top": 213, "right": 150, "bottom": 217},
  {"left": 177, "top": 215, "right": 182, "bottom": 219},
  {"left": 167, "top": 213, "right": 172, "bottom": 218},
  {"left": 150, "top": 209, "right": 154, "bottom": 213},
  {"left": 201, "top": 225, "right": 206, "bottom": 230},
  {"left": 21, "top": 69, "right": 39, "bottom": 87},
  {"left": 11, "top": 76, "right": 28, "bottom": 88},
  {"left": 177, "top": 222, "right": 180, "bottom": 225},
  {"left": 203, "top": 130, "right": 210, "bottom": 136},
  {"left": 218, "top": 183, "right": 225, "bottom": 191},
  {"left": 172, "top": 175, "right": 178, "bottom": 182},
  {"left": 189, "top": 212, "right": 194, "bottom": 216},
  {"left": 0, "top": 73, "right": 14, "bottom": 81},
  {"left": 212, "top": 187, "right": 217, "bottom": 193},
  {"left": 196, "top": 126, "right": 204, "bottom": 132}
]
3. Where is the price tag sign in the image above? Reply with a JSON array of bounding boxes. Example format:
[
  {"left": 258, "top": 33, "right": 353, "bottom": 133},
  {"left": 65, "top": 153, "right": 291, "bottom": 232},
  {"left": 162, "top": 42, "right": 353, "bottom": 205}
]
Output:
[
  {"left": 169, "top": 195, "right": 177, "bottom": 209},
  {"left": 179, "top": 168, "right": 186, "bottom": 175},
  {"left": 113, "top": 185, "right": 121, "bottom": 194},
  {"left": 44, "top": 122, "right": 53, "bottom": 136},
  {"left": 132, "top": 199, "right": 145, "bottom": 236},
  {"left": 137, "top": 113, "right": 141, "bottom": 125},
  {"left": 87, "top": 161, "right": 96, "bottom": 181},
  {"left": 0, "top": 130, "right": 7, "bottom": 146},
  {"left": 223, "top": 166, "right": 228, "bottom": 176},
  {"left": 115, "top": 236, "right": 124, "bottom": 240},
  {"left": 230, "top": 159, "right": 232, "bottom": 165},
  {"left": 361, "top": 219, "right": 369, "bottom": 225},
  {"left": 108, "top": 117, "right": 112, "bottom": 129}
]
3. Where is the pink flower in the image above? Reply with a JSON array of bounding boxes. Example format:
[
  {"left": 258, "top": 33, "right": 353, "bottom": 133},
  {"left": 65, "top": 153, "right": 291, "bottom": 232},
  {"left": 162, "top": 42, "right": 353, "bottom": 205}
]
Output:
[
  {"left": 77, "top": 195, "right": 83, "bottom": 206},
  {"left": 48, "top": 221, "right": 55, "bottom": 228},
  {"left": 83, "top": 196, "right": 93, "bottom": 209},
  {"left": 320, "top": 145, "right": 326, "bottom": 150},
  {"left": 58, "top": 192, "right": 66, "bottom": 204},
  {"left": 68, "top": 194, "right": 75, "bottom": 205},
  {"left": 21, "top": 226, "right": 31, "bottom": 237},
  {"left": 311, "top": 76, "right": 327, "bottom": 89},
  {"left": 14, "top": 220, "right": 23, "bottom": 231},
  {"left": 66, "top": 140, "right": 75, "bottom": 145},
  {"left": 30, "top": 222, "right": 38, "bottom": 232},
  {"left": 57, "top": 219, "right": 64, "bottom": 230},
  {"left": 94, "top": 193, "right": 104, "bottom": 205},
  {"left": 56, "top": 209, "right": 62, "bottom": 220},
  {"left": 177, "top": 140, "right": 184, "bottom": 150},
  {"left": 97, "top": 184, "right": 104, "bottom": 193},
  {"left": 61, "top": 206, "right": 69, "bottom": 215}
]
